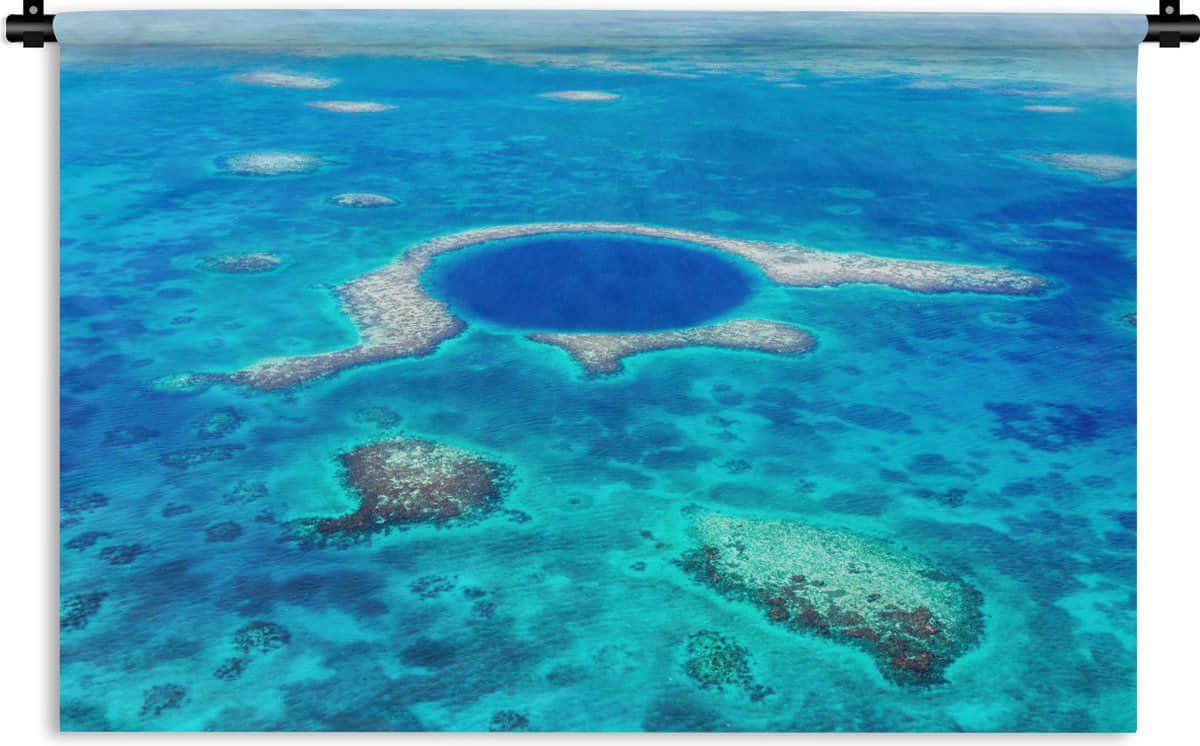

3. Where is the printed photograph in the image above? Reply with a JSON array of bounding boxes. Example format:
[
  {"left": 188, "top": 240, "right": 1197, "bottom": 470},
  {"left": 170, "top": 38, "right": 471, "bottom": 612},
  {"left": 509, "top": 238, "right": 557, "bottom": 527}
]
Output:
[{"left": 58, "top": 11, "right": 1138, "bottom": 732}]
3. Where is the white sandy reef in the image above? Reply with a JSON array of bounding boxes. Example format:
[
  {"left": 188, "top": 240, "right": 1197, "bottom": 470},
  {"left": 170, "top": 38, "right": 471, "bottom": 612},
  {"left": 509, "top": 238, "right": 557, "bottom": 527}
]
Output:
[
  {"left": 330, "top": 193, "right": 397, "bottom": 208},
  {"left": 538, "top": 90, "right": 621, "bottom": 102},
  {"left": 221, "top": 222, "right": 1044, "bottom": 390},
  {"left": 233, "top": 71, "right": 336, "bottom": 89},
  {"left": 307, "top": 101, "right": 395, "bottom": 113},
  {"left": 220, "top": 152, "right": 325, "bottom": 176},
  {"left": 1023, "top": 153, "right": 1135, "bottom": 181}
]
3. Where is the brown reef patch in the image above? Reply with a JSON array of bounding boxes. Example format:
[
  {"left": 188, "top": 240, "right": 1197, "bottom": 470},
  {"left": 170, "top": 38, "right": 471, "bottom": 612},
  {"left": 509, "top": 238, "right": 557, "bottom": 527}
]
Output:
[
  {"left": 675, "top": 509, "right": 984, "bottom": 686},
  {"left": 290, "top": 437, "right": 511, "bottom": 547}
]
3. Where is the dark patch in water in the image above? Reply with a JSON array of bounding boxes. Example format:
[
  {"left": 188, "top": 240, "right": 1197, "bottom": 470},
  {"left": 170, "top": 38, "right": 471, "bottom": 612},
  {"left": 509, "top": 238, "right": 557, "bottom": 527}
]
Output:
[
  {"left": 401, "top": 637, "right": 458, "bottom": 669},
  {"left": 823, "top": 490, "right": 891, "bottom": 515},
  {"left": 985, "top": 401, "right": 1108, "bottom": 452},
  {"left": 430, "top": 235, "right": 754, "bottom": 331}
]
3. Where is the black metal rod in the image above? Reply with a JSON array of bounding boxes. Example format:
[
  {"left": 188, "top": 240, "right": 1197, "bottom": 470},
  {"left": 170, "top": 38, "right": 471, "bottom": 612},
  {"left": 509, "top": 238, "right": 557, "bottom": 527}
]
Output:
[
  {"left": 7, "top": 0, "right": 55, "bottom": 47},
  {"left": 4, "top": 4, "right": 1198, "bottom": 49},
  {"left": 1145, "top": 13, "right": 1200, "bottom": 44},
  {"left": 5, "top": 14, "right": 55, "bottom": 46}
]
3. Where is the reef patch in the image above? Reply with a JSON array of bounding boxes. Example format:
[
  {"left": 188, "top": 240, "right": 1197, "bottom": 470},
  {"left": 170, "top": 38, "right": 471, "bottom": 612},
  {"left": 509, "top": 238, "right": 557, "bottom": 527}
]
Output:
[
  {"left": 198, "top": 407, "right": 245, "bottom": 439},
  {"left": 140, "top": 684, "right": 187, "bottom": 718},
  {"left": 1022, "top": 153, "right": 1135, "bottom": 181},
  {"left": 307, "top": 100, "right": 394, "bottom": 112},
  {"left": 61, "top": 591, "right": 107, "bottom": 631},
  {"left": 290, "top": 437, "right": 512, "bottom": 547},
  {"left": 683, "top": 629, "right": 773, "bottom": 701},
  {"left": 530, "top": 319, "right": 815, "bottom": 375},
  {"left": 539, "top": 90, "right": 620, "bottom": 102},
  {"left": 676, "top": 510, "right": 983, "bottom": 685},
  {"left": 233, "top": 71, "right": 335, "bottom": 89},
  {"left": 330, "top": 192, "right": 396, "bottom": 208},
  {"left": 233, "top": 620, "right": 291, "bottom": 655},
  {"left": 219, "top": 152, "right": 325, "bottom": 176},
  {"left": 225, "top": 222, "right": 1042, "bottom": 390},
  {"left": 202, "top": 253, "right": 282, "bottom": 274}
]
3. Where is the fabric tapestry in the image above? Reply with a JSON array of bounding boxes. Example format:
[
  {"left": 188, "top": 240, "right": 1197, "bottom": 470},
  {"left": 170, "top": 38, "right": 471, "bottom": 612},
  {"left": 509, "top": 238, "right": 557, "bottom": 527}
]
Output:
[{"left": 57, "top": 11, "right": 1139, "bottom": 732}]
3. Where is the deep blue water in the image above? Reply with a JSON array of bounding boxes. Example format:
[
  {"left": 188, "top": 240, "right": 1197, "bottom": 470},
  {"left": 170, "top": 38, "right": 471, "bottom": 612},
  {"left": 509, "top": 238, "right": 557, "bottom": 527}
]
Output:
[
  {"left": 428, "top": 236, "right": 756, "bottom": 331},
  {"left": 57, "top": 11, "right": 1138, "bottom": 733}
]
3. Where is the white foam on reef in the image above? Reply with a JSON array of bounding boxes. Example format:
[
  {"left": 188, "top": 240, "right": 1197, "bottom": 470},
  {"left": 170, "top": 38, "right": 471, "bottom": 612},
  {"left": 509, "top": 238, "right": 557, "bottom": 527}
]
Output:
[
  {"left": 307, "top": 101, "right": 395, "bottom": 113},
  {"left": 233, "top": 71, "right": 336, "bottom": 90},
  {"left": 330, "top": 193, "right": 397, "bottom": 208},
  {"left": 538, "top": 90, "right": 621, "bottom": 102},
  {"left": 221, "top": 152, "right": 325, "bottom": 176},
  {"left": 1024, "top": 153, "right": 1135, "bottom": 181},
  {"left": 1023, "top": 105, "right": 1076, "bottom": 113}
]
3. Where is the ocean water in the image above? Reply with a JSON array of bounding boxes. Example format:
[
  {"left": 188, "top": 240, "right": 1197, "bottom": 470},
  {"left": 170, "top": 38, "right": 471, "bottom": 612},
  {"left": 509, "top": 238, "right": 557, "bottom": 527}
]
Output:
[
  {"left": 428, "top": 235, "right": 758, "bottom": 331},
  {"left": 58, "top": 11, "right": 1139, "bottom": 732}
]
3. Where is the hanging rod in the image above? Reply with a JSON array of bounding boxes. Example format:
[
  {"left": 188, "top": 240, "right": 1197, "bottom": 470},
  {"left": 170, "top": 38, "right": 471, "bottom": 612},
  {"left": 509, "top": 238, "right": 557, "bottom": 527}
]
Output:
[
  {"left": 6, "top": 2, "right": 1199, "bottom": 49},
  {"left": 1146, "top": 0, "right": 1200, "bottom": 44},
  {"left": 6, "top": 0, "right": 53, "bottom": 47}
]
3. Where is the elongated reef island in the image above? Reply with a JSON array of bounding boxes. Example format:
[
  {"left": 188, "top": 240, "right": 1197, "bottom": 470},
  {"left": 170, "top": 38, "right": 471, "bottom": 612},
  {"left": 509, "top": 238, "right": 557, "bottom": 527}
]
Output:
[{"left": 225, "top": 222, "right": 1044, "bottom": 390}]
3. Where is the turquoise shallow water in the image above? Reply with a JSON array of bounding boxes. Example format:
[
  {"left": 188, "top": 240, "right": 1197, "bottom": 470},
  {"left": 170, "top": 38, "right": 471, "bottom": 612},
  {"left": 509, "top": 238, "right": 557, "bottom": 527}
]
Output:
[{"left": 59, "top": 11, "right": 1137, "bottom": 732}]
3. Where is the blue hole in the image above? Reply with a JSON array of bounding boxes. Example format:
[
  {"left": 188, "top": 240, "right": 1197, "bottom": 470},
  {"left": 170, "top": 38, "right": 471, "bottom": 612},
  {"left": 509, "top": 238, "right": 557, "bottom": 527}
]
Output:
[{"left": 426, "top": 234, "right": 756, "bottom": 332}]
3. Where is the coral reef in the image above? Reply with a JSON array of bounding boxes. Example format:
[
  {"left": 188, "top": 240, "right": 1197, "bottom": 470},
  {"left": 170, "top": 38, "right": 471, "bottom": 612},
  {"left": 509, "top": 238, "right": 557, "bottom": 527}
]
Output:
[
  {"left": 197, "top": 407, "right": 245, "bottom": 439},
  {"left": 539, "top": 90, "right": 621, "bottom": 101},
  {"left": 140, "top": 684, "right": 187, "bottom": 718},
  {"left": 291, "top": 438, "right": 511, "bottom": 546},
  {"left": 223, "top": 481, "right": 268, "bottom": 505},
  {"left": 102, "top": 426, "right": 159, "bottom": 446},
  {"left": 722, "top": 459, "right": 752, "bottom": 474},
  {"left": 353, "top": 406, "right": 402, "bottom": 429},
  {"left": 233, "top": 621, "right": 291, "bottom": 655},
  {"left": 985, "top": 401, "right": 1106, "bottom": 452},
  {"left": 61, "top": 591, "right": 106, "bottom": 631},
  {"left": 1022, "top": 153, "right": 1135, "bottom": 181},
  {"left": 529, "top": 319, "right": 815, "bottom": 375},
  {"left": 488, "top": 710, "right": 530, "bottom": 731},
  {"left": 214, "top": 656, "right": 251, "bottom": 681},
  {"left": 224, "top": 223, "right": 1043, "bottom": 390},
  {"left": 330, "top": 193, "right": 397, "bottom": 208},
  {"left": 159, "top": 445, "right": 244, "bottom": 469},
  {"left": 1023, "top": 105, "right": 1076, "bottom": 113},
  {"left": 683, "top": 630, "right": 773, "bottom": 701},
  {"left": 205, "top": 520, "right": 245, "bottom": 543},
  {"left": 233, "top": 71, "right": 335, "bottom": 89},
  {"left": 150, "top": 372, "right": 219, "bottom": 393},
  {"left": 161, "top": 502, "right": 192, "bottom": 518},
  {"left": 307, "top": 100, "right": 395, "bottom": 112},
  {"left": 99, "top": 544, "right": 149, "bottom": 566},
  {"left": 65, "top": 531, "right": 111, "bottom": 551},
  {"left": 201, "top": 253, "right": 283, "bottom": 273},
  {"left": 62, "top": 491, "right": 108, "bottom": 515},
  {"left": 219, "top": 152, "right": 325, "bottom": 176},
  {"left": 410, "top": 574, "right": 457, "bottom": 599},
  {"left": 676, "top": 510, "right": 984, "bottom": 685}
]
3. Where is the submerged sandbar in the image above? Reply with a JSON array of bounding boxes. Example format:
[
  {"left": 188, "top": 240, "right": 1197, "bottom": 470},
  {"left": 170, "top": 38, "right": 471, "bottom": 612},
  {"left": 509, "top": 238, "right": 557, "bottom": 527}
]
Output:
[{"left": 226, "top": 222, "right": 1043, "bottom": 390}]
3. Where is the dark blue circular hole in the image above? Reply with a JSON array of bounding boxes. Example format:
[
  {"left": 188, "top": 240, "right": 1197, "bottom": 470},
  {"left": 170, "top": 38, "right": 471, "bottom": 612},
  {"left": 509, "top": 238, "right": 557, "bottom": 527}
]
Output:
[{"left": 426, "top": 234, "right": 756, "bottom": 332}]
